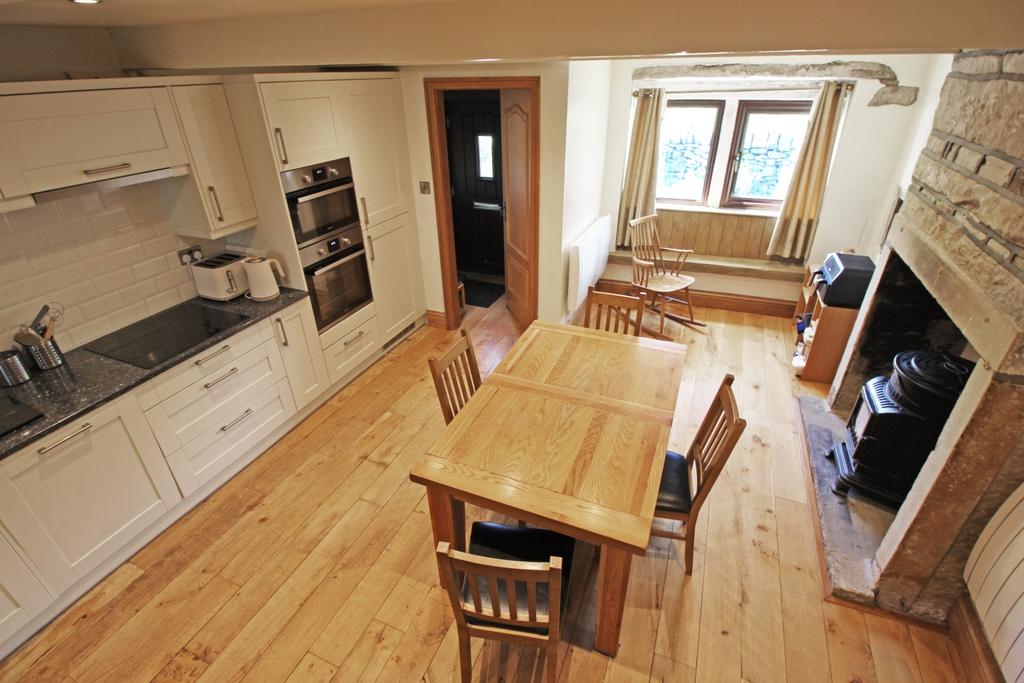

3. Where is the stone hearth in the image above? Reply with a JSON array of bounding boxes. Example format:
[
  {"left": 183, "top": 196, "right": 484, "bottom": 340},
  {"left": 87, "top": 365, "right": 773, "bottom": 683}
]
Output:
[{"left": 824, "top": 49, "right": 1024, "bottom": 623}]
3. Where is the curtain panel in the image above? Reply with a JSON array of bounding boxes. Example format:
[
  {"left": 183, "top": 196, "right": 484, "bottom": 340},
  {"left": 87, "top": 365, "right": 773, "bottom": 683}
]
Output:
[
  {"left": 616, "top": 88, "right": 665, "bottom": 247},
  {"left": 767, "top": 81, "right": 852, "bottom": 261}
]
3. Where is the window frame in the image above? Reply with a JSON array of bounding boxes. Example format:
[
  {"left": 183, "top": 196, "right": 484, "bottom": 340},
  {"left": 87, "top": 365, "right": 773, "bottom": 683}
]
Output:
[
  {"left": 720, "top": 99, "right": 813, "bottom": 209},
  {"left": 655, "top": 99, "right": 725, "bottom": 207}
]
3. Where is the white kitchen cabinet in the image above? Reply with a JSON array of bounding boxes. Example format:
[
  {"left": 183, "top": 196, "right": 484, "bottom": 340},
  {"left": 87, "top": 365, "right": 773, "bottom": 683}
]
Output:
[
  {"left": 0, "top": 532, "right": 52, "bottom": 644},
  {"left": 340, "top": 78, "right": 410, "bottom": 226},
  {"left": 165, "top": 379, "right": 296, "bottom": 497},
  {"left": 365, "top": 214, "right": 419, "bottom": 343},
  {"left": 259, "top": 81, "right": 350, "bottom": 170},
  {"left": 164, "top": 84, "right": 258, "bottom": 239},
  {"left": 0, "top": 88, "right": 188, "bottom": 197},
  {"left": 0, "top": 394, "right": 181, "bottom": 593},
  {"left": 272, "top": 300, "right": 330, "bottom": 410}
]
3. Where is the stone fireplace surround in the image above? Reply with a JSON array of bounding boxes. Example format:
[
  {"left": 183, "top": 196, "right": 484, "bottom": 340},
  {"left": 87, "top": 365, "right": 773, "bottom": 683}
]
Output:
[{"left": 824, "top": 49, "right": 1024, "bottom": 623}]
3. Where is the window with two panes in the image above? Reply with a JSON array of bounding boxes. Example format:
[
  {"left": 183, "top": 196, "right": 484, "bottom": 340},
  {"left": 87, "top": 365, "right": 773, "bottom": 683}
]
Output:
[{"left": 657, "top": 97, "right": 812, "bottom": 209}]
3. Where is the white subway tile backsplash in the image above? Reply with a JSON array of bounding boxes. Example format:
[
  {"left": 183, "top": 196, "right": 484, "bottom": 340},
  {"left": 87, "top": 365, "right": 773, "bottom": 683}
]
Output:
[{"left": 0, "top": 184, "right": 219, "bottom": 351}]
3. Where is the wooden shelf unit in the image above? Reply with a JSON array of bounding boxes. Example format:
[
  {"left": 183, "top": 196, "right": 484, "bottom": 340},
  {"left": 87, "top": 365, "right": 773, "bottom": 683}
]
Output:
[{"left": 793, "top": 268, "right": 860, "bottom": 384}]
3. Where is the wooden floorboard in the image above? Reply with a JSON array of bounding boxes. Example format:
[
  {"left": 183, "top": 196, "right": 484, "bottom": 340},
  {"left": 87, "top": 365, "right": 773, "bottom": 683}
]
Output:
[{"left": 0, "top": 298, "right": 966, "bottom": 683}]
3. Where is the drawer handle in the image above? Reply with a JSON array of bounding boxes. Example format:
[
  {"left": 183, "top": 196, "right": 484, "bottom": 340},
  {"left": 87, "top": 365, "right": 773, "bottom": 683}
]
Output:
[
  {"left": 195, "top": 345, "right": 231, "bottom": 366},
  {"left": 208, "top": 185, "right": 225, "bottom": 222},
  {"left": 37, "top": 423, "right": 93, "bottom": 455},
  {"left": 343, "top": 330, "right": 366, "bottom": 347},
  {"left": 204, "top": 367, "right": 239, "bottom": 389},
  {"left": 276, "top": 318, "right": 289, "bottom": 347},
  {"left": 220, "top": 408, "right": 254, "bottom": 432},
  {"left": 83, "top": 162, "right": 132, "bottom": 176},
  {"left": 274, "top": 127, "right": 289, "bottom": 165}
]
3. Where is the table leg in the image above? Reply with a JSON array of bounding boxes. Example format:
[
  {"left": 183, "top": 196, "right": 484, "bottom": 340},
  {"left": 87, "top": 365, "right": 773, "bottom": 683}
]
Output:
[
  {"left": 595, "top": 544, "right": 632, "bottom": 657},
  {"left": 426, "top": 487, "right": 466, "bottom": 551}
]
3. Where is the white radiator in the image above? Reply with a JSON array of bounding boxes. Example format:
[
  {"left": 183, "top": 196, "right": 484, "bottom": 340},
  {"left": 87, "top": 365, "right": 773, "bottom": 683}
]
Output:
[
  {"left": 965, "top": 480, "right": 1024, "bottom": 680},
  {"left": 567, "top": 214, "right": 612, "bottom": 316}
]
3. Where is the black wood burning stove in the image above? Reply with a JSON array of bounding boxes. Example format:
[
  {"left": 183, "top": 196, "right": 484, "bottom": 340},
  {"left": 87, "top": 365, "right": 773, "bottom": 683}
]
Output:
[{"left": 828, "top": 350, "right": 975, "bottom": 507}]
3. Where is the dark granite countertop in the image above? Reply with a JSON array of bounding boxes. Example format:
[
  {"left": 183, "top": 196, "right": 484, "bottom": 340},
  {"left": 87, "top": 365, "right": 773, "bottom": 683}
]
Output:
[{"left": 0, "top": 288, "right": 308, "bottom": 460}]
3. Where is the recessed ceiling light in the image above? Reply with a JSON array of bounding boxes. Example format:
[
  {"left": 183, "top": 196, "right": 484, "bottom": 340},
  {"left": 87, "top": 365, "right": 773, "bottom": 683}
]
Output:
[{"left": 69, "top": 0, "right": 103, "bottom": 4}]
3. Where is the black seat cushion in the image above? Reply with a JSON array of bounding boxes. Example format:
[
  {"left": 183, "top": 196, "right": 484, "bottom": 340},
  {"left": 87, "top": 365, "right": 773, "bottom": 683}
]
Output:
[
  {"left": 655, "top": 450, "right": 693, "bottom": 514},
  {"left": 460, "top": 521, "right": 575, "bottom": 632}
]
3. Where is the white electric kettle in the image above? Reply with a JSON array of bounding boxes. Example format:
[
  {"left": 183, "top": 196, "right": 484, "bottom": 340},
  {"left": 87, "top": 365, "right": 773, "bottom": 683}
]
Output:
[{"left": 244, "top": 257, "right": 285, "bottom": 301}]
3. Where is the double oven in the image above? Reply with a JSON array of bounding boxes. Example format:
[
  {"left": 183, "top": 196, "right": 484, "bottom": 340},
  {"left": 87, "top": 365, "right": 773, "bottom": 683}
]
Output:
[{"left": 283, "top": 157, "right": 372, "bottom": 333}]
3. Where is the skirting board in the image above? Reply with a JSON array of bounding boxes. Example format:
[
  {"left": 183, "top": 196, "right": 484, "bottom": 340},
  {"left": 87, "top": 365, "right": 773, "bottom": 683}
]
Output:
[
  {"left": 595, "top": 278, "right": 796, "bottom": 318},
  {"left": 0, "top": 317, "right": 427, "bottom": 662},
  {"left": 425, "top": 309, "right": 446, "bottom": 328},
  {"left": 949, "top": 593, "right": 1004, "bottom": 683}
]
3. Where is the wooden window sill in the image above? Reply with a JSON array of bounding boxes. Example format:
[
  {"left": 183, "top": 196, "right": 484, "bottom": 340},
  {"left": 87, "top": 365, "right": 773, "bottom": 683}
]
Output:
[
  {"left": 608, "top": 250, "right": 805, "bottom": 283},
  {"left": 655, "top": 203, "right": 780, "bottom": 219}
]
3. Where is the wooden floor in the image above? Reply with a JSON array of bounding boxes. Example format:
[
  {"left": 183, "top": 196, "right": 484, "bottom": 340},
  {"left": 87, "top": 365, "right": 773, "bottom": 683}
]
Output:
[{"left": 0, "top": 299, "right": 968, "bottom": 683}]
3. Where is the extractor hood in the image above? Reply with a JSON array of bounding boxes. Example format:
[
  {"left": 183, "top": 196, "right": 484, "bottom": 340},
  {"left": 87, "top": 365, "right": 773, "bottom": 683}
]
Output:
[{"left": 32, "top": 166, "right": 189, "bottom": 204}]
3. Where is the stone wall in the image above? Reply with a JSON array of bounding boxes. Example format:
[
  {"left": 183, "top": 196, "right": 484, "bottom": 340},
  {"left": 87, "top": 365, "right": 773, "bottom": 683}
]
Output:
[{"left": 862, "top": 49, "right": 1024, "bottom": 622}]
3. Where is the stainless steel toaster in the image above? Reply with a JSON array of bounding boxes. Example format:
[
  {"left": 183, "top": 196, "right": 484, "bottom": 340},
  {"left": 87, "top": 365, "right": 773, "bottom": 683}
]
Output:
[{"left": 190, "top": 252, "right": 249, "bottom": 301}]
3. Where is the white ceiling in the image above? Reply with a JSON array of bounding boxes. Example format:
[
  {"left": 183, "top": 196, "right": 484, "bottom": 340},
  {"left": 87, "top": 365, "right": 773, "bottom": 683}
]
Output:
[{"left": 0, "top": 0, "right": 448, "bottom": 27}]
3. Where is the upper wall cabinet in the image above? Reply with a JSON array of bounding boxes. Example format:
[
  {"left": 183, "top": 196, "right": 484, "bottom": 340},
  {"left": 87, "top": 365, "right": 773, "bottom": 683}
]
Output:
[
  {"left": 340, "top": 79, "right": 410, "bottom": 227},
  {"left": 260, "top": 81, "right": 350, "bottom": 171},
  {"left": 0, "top": 88, "right": 189, "bottom": 198},
  {"left": 161, "top": 84, "right": 259, "bottom": 239}
]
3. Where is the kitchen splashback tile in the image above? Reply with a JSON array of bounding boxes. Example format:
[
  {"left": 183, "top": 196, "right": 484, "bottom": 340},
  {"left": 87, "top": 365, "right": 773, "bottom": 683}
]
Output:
[{"left": 0, "top": 182, "right": 222, "bottom": 352}]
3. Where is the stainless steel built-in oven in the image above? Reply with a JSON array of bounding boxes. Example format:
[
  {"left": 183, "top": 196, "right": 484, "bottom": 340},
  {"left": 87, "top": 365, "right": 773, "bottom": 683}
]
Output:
[
  {"left": 299, "top": 223, "right": 373, "bottom": 332},
  {"left": 282, "top": 157, "right": 361, "bottom": 247}
]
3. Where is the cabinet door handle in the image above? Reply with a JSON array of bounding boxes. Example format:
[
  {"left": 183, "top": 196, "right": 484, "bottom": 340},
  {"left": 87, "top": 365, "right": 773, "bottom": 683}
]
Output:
[
  {"left": 83, "top": 162, "right": 131, "bottom": 176},
  {"left": 276, "top": 318, "right": 289, "bottom": 347},
  {"left": 204, "top": 367, "right": 238, "bottom": 389},
  {"left": 220, "top": 408, "right": 254, "bottom": 432},
  {"left": 274, "top": 127, "right": 289, "bottom": 165},
  {"left": 359, "top": 197, "right": 369, "bottom": 226},
  {"left": 366, "top": 234, "right": 375, "bottom": 262},
  {"left": 195, "top": 345, "right": 231, "bottom": 366},
  {"left": 343, "top": 330, "right": 366, "bottom": 347},
  {"left": 207, "top": 185, "right": 225, "bottom": 222},
  {"left": 38, "top": 422, "right": 93, "bottom": 455}
]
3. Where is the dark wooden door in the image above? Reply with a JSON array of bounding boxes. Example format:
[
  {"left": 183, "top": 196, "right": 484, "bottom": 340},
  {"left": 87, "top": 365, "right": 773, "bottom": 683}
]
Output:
[{"left": 444, "top": 90, "right": 504, "bottom": 276}]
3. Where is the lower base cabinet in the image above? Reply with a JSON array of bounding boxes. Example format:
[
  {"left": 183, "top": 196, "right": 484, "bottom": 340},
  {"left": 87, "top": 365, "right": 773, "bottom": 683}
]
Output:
[
  {"left": 0, "top": 533, "right": 52, "bottom": 644},
  {"left": 273, "top": 301, "right": 330, "bottom": 411},
  {"left": 165, "top": 379, "right": 296, "bottom": 496},
  {"left": 324, "top": 316, "right": 381, "bottom": 384},
  {"left": 0, "top": 393, "right": 181, "bottom": 593}
]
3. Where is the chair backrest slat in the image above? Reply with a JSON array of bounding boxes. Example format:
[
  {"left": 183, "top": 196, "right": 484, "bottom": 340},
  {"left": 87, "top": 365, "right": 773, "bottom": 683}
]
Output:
[
  {"left": 581, "top": 286, "right": 643, "bottom": 337},
  {"left": 628, "top": 214, "right": 666, "bottom": 277},
  {"left": 688, "top": 374, "right": 747, "bottom": 511},
  {"left": 429, "top": 329, "right": 483, "bottom": 424}
]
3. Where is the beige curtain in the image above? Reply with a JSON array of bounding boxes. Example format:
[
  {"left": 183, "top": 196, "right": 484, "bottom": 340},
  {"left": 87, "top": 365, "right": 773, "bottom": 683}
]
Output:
[
  {"left": 616, "top": 88, "right": 665, "bottom": 247},
  {"left": 767, "top": 81, "right": 852, "bottom": 261}
]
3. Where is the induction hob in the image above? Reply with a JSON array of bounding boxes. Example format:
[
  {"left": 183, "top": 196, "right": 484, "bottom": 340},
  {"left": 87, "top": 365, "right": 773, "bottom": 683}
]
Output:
[
  {"left": 0, "top": 394, "right": 42, "bottom": 438},
  {"left": 85, "top": 301, "right": 250, "bottom": 369}
]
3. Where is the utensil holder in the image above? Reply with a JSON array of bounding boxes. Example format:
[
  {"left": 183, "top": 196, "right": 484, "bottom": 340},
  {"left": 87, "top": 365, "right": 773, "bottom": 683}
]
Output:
[
  {"left": 27, "top": 339, "right": 64, "bottom": 371},
  {"left": 0, "top": 350, "right": 31, "bottom": 386}
]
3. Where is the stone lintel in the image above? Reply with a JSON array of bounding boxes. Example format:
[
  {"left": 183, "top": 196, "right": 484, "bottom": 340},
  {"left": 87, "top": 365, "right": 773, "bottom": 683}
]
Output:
[
  {"left": 868, "top": 85, "right": 919, "bottom": 107},
  {"left": 632, "top": 60, "right": 898, "bottom": 84}
]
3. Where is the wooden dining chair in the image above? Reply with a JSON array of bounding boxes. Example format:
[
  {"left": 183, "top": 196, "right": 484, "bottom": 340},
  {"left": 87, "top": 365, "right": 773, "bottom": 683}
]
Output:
[
  {"left": 429, "top": 329, "right": 483, "bottom": 424},
  {"left": 582, "top": 286, "right": 643, "bottom": 336},
  {"left": 436, "top": 521, "right": 575, "bottom": 683},
  {"left": 652, "top": 374, "right": 747, "bottom": 574},
  {"left": 628, "top": 214, "right": 704, "bottom": 334}
]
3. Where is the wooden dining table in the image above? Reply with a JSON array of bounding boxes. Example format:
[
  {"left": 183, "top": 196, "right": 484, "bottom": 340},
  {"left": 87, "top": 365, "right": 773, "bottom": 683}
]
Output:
[{"left": 409, "top": 320, "right": 687, "bottom": 656}]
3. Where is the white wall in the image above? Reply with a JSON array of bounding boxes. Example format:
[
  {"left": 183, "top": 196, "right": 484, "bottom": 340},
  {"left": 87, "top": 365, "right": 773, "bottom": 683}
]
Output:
[
  {"left": 0, "top": 26, "right": 121, "bottom": 82},
  {"left": 399, "top": 62, "right": 570, "bottom": 321},
  {"left": 560, "top": 60, "right": 612, "bottom": 319},
  {"left": 599, "top": 53, "right": 955, "bottom": 276}
]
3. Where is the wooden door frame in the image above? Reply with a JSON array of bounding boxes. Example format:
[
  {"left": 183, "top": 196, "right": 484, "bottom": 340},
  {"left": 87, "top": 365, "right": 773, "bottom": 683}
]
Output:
[{"left": 424, "top": 76, "right": 540, "bottom": 330}]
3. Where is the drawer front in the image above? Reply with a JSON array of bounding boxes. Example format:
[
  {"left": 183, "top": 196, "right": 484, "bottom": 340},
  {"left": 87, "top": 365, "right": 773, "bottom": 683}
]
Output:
[
  {"left": 166, "top": 379, "right": 296, "bottom": 496},
  {"left": 145, "top": 338, "right": 285, "bottom": 454},
  {"left": 324, "top": 318, "right": 381, "bottom": 385},
  {"left": 319, "top": 302, "right": 376, "bottom": 350},
  {"left": 0, "top": 88, "right": 188, "bottom": 197},
  {"left": 136, "top": 321, "right": 271, "bottom": 409},
  {"left": 0, "top": 394, "right": 180, "bottom": 590}
]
